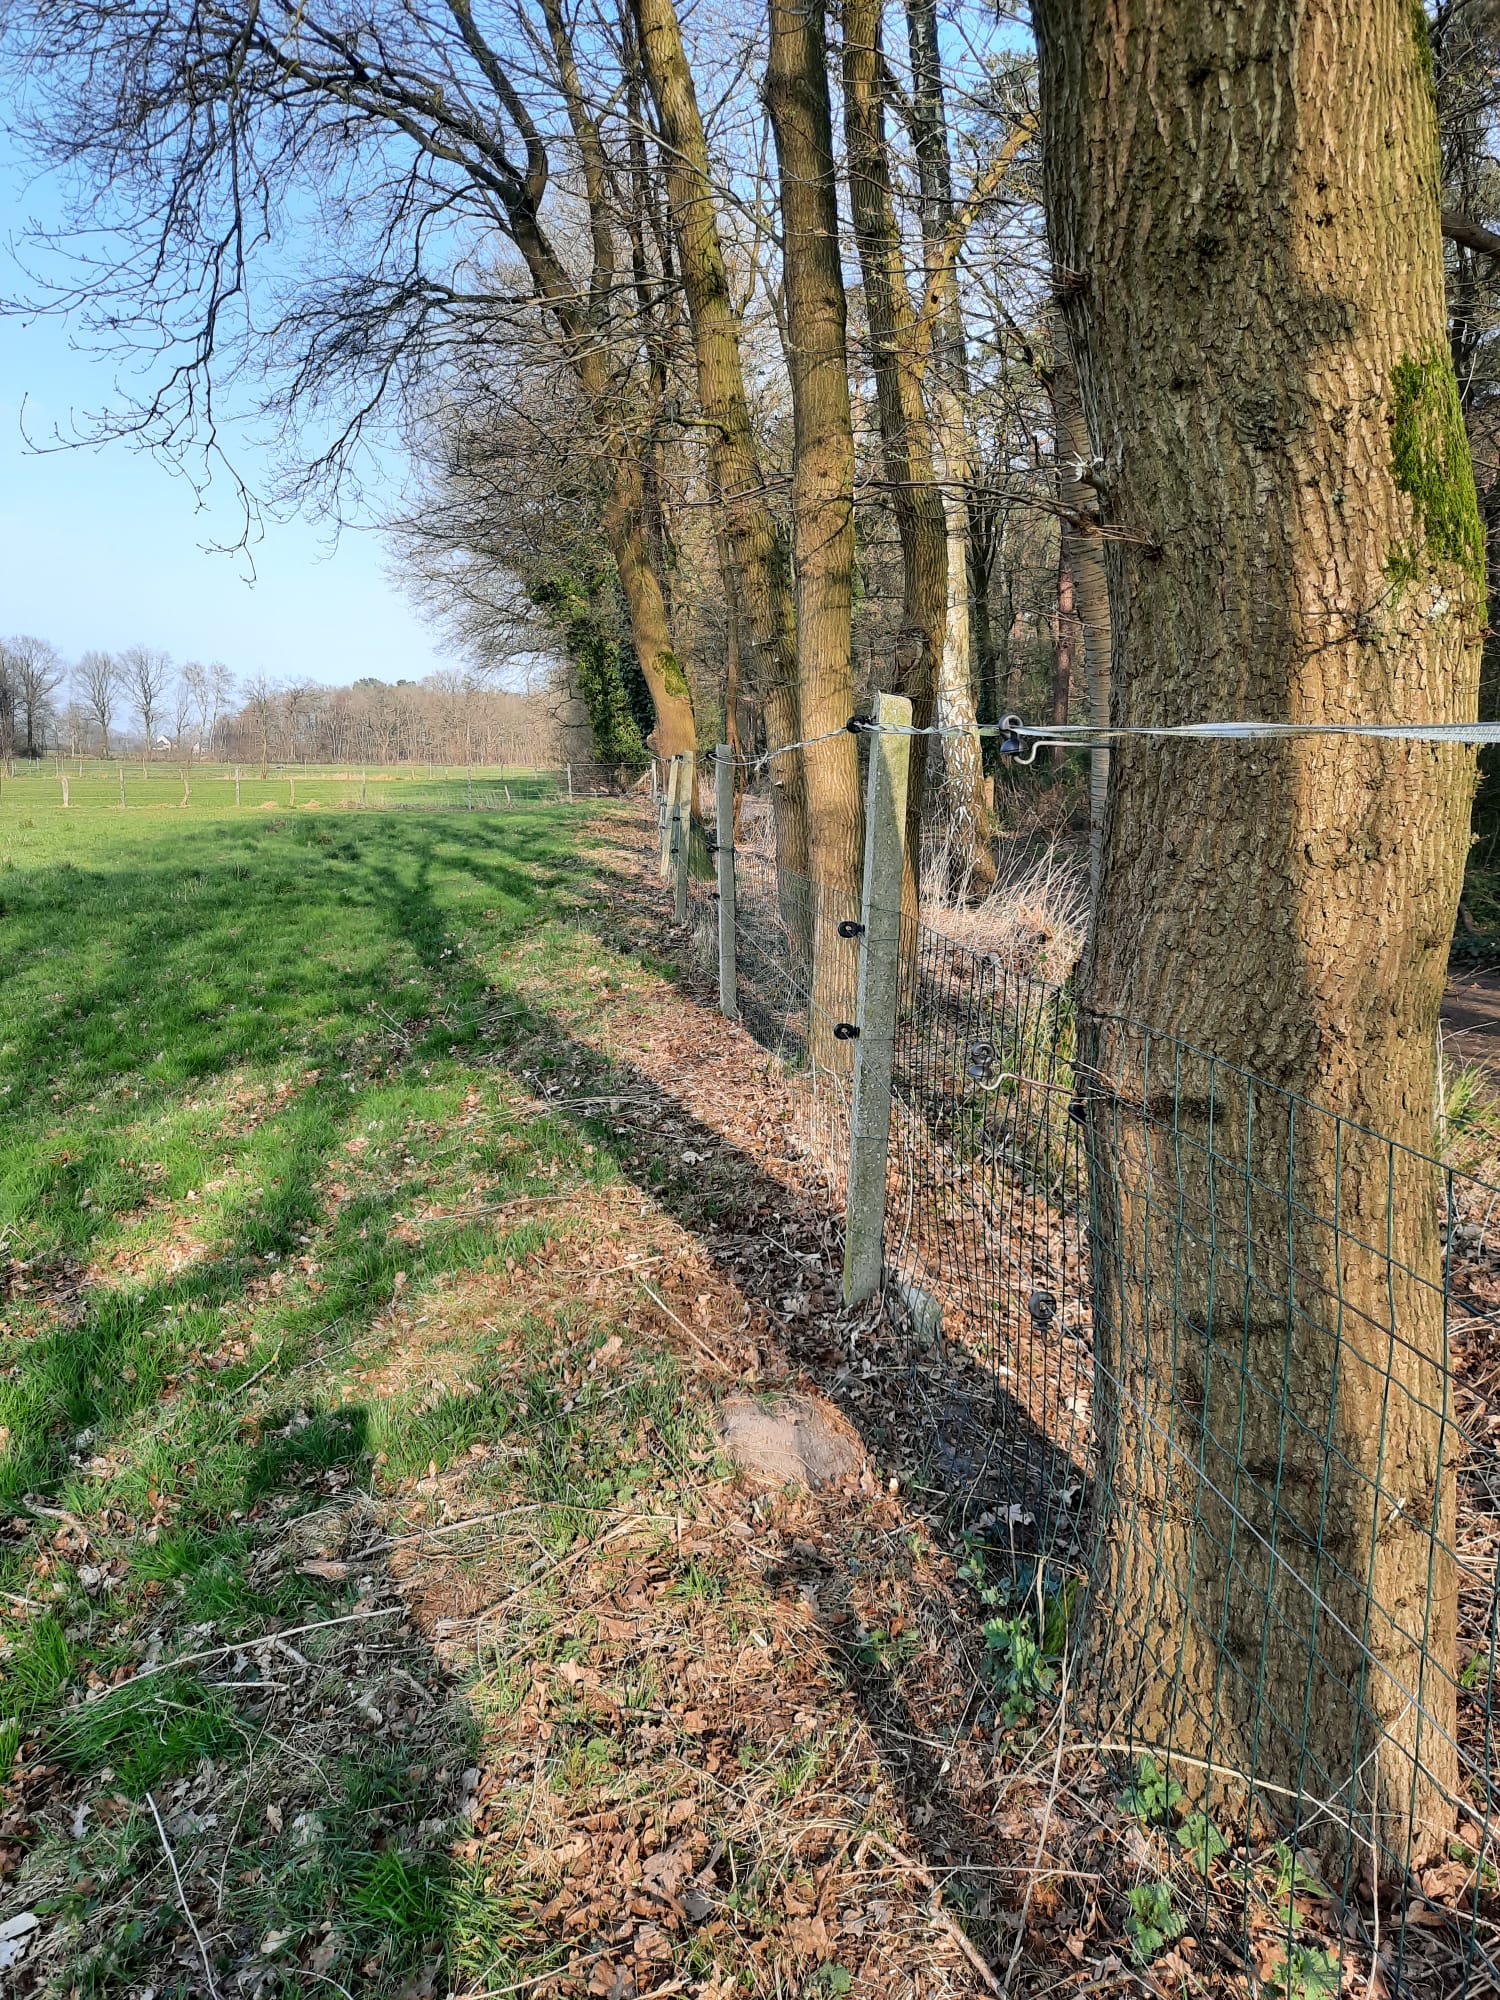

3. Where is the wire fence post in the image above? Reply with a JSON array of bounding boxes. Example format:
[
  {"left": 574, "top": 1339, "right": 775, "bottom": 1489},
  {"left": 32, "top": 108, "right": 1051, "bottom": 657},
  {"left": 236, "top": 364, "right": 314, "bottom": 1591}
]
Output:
[
  {"left": 674, "top": 750, "right": 695, "bottom": 924},
  {"left": 567, "top": 762, "right": 573, "bottom": 801},
  {"left": 659, "top": 756, "right": 679, "bottom": 880},
  {"left": 843, "top": 691, "right": 912, "bottom": 1306},
  {"left": 715, "top": 746, "right": 737, "bottom": 1021}
]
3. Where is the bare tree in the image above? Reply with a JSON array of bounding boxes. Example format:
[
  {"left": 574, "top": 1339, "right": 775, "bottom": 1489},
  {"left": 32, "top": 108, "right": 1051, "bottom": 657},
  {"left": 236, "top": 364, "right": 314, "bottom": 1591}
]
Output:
[
  {"left": 2, "top": 0, "right": 698, "bottom": 757},
  {"left": 3, "top": 635, "right": 66, "bottom": 757},
  {"left": 75, "top": 649, "right": 118, "bottom": 757},
  {"left": 0, "top": 649, "right": 16, "bottom": 767},
  {"left": 118, "top": 645, "right": 172, "bottom": 761},
  {"left": 240, "top": 673, "right": 281, "bottom": 780},
  {"left": 177, "top": 663, "right": 207, "bottom": 754}
]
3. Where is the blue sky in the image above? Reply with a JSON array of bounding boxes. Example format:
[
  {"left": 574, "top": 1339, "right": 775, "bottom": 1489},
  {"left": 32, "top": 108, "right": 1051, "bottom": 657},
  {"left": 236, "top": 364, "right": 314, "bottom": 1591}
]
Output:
[{"left": 0, "top": 141, "right": 452, "bottom": 689}]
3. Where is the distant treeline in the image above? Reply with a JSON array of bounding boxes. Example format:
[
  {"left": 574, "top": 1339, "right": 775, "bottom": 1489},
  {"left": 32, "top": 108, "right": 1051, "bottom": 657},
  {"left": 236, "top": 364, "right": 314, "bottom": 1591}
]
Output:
[{"left": 0, "top": 637, "right": 588, "bottom": 769}]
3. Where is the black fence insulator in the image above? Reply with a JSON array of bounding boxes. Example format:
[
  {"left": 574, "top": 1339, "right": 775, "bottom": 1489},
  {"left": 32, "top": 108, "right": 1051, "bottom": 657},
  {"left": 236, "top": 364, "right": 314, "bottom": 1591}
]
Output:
[
  {"left": 833, "top": 1021, "right": 860, "bottom": 1041},
  {"left": 837, "top": 919, "right": 865, "bottom": 939},
  {"left": 845, "top": 714, "right": 871, "bottom": 734}
]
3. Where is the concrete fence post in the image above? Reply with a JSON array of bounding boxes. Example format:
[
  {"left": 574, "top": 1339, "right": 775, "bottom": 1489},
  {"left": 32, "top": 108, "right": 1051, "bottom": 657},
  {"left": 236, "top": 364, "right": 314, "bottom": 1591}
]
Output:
[
  {"left": 659, "top": 755, "right": 680, "bottom": 879},
  {"left": 674, "top": 750, "right": 695, "bottom": 924},
  {"left": 842, "top": 690, "right": 913, "bottom": 1306},
  {"left": 567, "top": 762, "right": 573, "bottom": 801},
  {"left": 715, "top": 746, "right": 737, "bottom": 1020}
]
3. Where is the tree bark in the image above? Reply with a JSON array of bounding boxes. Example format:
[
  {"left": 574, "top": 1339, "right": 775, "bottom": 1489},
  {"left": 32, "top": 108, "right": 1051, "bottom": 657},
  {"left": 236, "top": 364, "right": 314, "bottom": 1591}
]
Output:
[
  {"left": 1051, "top": 537, "right": 1073, "bottom": 767},
  {"left": 841, "top": 0, "right": 940, "bottom": 899},
  {"left": 766, "top": 0, "right": 863, "bottom": 1058},
  {"left": 634, "top": 0, "right": 811, "bottom": 902},
  {"left": 1050, "top": 304, "right": 1110, "bottom": 891},
  {"left": 902, "top": 0, "right": 992, "bottom": 889},
  {"left": 1037, "top": 0, "right": 1479, "bottom": 1873}
]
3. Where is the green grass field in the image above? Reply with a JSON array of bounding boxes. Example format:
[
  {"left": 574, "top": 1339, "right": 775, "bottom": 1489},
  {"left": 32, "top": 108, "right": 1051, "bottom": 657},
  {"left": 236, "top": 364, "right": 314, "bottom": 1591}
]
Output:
[
  {"left": 0, "top": 778, "right": 710, "bottom": 1992},
  {"left": 1, "top": 757, "right": 594, "bottom": 820}
]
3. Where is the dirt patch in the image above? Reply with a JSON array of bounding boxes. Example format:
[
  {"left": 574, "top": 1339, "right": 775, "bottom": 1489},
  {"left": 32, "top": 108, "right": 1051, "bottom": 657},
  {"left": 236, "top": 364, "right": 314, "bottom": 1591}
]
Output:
[{"left": 718, "top": 1392, "right": 865, "bottom": 1491}]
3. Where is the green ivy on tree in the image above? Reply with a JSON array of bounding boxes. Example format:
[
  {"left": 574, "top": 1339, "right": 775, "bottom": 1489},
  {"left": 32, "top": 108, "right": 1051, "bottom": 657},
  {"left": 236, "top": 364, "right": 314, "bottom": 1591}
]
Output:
[{"left": 528, "top": 565, "right": 650, "bottom": 772}]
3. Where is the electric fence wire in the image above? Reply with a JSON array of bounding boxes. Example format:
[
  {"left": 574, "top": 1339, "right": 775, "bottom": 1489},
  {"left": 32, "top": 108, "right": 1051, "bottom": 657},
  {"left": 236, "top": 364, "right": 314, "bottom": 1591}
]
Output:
[{"left": 705, "top": 715, "right": 1500, "bottom": 779}]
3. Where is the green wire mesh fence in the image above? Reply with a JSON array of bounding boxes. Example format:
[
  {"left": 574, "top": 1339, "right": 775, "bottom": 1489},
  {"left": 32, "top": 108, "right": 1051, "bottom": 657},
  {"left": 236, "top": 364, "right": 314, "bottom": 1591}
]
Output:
[{"left": 674, "top": 789, "right": 1500, "bottom": 1997}]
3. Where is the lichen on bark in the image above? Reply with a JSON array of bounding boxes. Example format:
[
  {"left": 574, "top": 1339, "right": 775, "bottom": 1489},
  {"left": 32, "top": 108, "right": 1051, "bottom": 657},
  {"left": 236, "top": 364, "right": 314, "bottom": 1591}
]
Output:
[{"left": 1389, "top": 346, "right": 1487, "bottom": 617}]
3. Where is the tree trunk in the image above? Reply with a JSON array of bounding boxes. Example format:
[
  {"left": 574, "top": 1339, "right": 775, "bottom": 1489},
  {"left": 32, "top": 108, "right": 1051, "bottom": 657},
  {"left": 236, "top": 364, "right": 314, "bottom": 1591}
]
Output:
[
  {"left": 902, "top": 0, "right": 991, "bottom": 889},
  {"left": 1037, "top": 0, "right": 1479, "bottom": 1875},
  {"left": 634, "top": 0, "right": 811, "bottom": 910},
  {"left": 1051, "top": 304, "right": 1111, "bottom": 891},
  {"left": 841, "top": 0, "right": 940, "bottom": 904},
  {"left": 506, "top": 5, "right": 697, "bottom": 762},
  {"left": 766, "top": 0, "right": 863, "bottom": 1060},
  {"left": 602, "top": 444, "right": 697, "bottom": 759},
  {"left": 1051, "top": 539, "right": 1073, "bottom": 768}
]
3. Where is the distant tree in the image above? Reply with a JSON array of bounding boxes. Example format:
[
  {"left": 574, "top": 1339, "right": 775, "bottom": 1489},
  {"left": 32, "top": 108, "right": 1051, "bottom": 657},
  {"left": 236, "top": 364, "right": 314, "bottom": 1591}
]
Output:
[
  {"left": 3, "top": 635, "right": 66, "bottom": 757},
  {"left": 207, "top": 663, "right": 235, "bottom": 753},
  {"left": 241, "top": 673, "right": 280, "bottom": 779},
  {"left": 119, "top": 645, "right": 172, "bottom": 761},
  {"left": 75, "top": 649, "right": 118, "bottom": 757},
  {"left": 0, "top": 650, "right": 16, "bottom": 766},
  {"left": 177, "top": 663, "right": 207, "bottom": 754},
  {"left": 169, "top": 671, "right": 198, "bottom": 802}
]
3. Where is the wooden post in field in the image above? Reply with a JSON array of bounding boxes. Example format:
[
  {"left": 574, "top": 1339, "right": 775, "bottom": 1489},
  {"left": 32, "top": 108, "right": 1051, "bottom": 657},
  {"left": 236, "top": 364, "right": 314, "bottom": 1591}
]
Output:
[
  {"left": 843, "top": 691, "right": 913, "bottom": 1306},
  {"left": 673, "top": 751, "right": 694, "bottom": 925},
  {"left": 361, "top": 766, "right": 367, "bottom": 809},
  {"left": 566, "top": 762, "right": 573, "bottom": 801},
  {"left": 119, "top": 764, "right": 126, "bottom": 808},
  {"left": 289, "top": 775, "right": 296, "bottom": 808},
  {"left": 715, "top": 746, "right": 737, "bottom": 1021},
  {"left": 659, "top": 756, "right": 680, "bottom": 879},
  {"left": 60, "top": 774, "right": 69, "bottom": 807},
  {"left": 235, "top": 766, "right": 241, "bottom": 807}
]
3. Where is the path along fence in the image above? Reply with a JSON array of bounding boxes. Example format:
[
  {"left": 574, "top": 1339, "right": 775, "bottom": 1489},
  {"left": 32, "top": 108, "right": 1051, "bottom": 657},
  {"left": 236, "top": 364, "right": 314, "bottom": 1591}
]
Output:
[{"left": 656, "top": 723, "right": 1500, "bottom": 1997}]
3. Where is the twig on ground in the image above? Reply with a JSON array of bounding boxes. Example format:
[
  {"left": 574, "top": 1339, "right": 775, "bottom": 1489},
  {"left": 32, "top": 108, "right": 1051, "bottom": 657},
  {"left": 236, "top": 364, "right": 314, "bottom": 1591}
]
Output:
[
  {"left": 146, "top": 1791, "right": 222, "bottom": 1998},
  {"left": 856, "top": 1832, "right": 1005, "bottom": 1995},
  {"left": 472, "top": 1515, "right": 661, "bottom": 1650},
  {"left": 406, "top": 1192, "right": 577, "bottom": 1227},
  {"left": 1002, "top": 1656, "right": 1074, "bottom": 1992},
  {"left": 234, "top": 1343, "right": 282, "bottom": 1394},
  {"left": 639, "top": 1279, "right": 726, "bottom": 1372},
  {"left": 459, "top": 1945, "right": 607, "bottom": 1998},
  {"left": 86, "top": 1607, "right": 401, "bottom": 1703}
]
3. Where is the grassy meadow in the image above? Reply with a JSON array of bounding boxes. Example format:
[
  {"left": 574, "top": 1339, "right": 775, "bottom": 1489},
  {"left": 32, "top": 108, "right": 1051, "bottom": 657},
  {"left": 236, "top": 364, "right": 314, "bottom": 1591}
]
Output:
[{"left": 0, "top": 769, "right": 727, "bottom": 1992}]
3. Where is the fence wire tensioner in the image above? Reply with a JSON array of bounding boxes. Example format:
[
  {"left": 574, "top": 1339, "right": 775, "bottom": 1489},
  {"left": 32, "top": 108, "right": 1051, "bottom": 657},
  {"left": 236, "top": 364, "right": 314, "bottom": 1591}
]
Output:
[{"left": 997, "top": 714, "right": 1041, "bottom": 765}]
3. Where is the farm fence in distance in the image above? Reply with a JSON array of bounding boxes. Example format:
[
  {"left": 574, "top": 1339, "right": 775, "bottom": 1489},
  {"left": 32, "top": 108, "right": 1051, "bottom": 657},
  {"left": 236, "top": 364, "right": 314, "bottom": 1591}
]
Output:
[{"left": 660, "top": 747, "right": 1500, "bottom": 1999}]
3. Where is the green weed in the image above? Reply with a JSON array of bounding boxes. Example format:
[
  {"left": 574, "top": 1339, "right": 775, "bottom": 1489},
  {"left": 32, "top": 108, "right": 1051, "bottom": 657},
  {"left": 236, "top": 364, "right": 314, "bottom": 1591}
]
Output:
[
  {"left": 1265, "top": 1943, "right": 1342, "bottom": 1998},
  {"left": 1123, "top": 1880, "right": 1186, "bottom": 1964},
  {"left": 1176, "top": 1809, "right": 1228, "bottom": 1875},
  {"left": 1122, "top": 1754, "right": 1185, "bottom": 1825}
]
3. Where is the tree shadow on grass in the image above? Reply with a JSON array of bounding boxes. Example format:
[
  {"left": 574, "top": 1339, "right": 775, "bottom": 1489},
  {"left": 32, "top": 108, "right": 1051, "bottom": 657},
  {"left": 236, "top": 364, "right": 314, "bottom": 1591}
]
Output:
[{"left": 3, "top": 800, "right": 1063, "bottom": 1992}]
